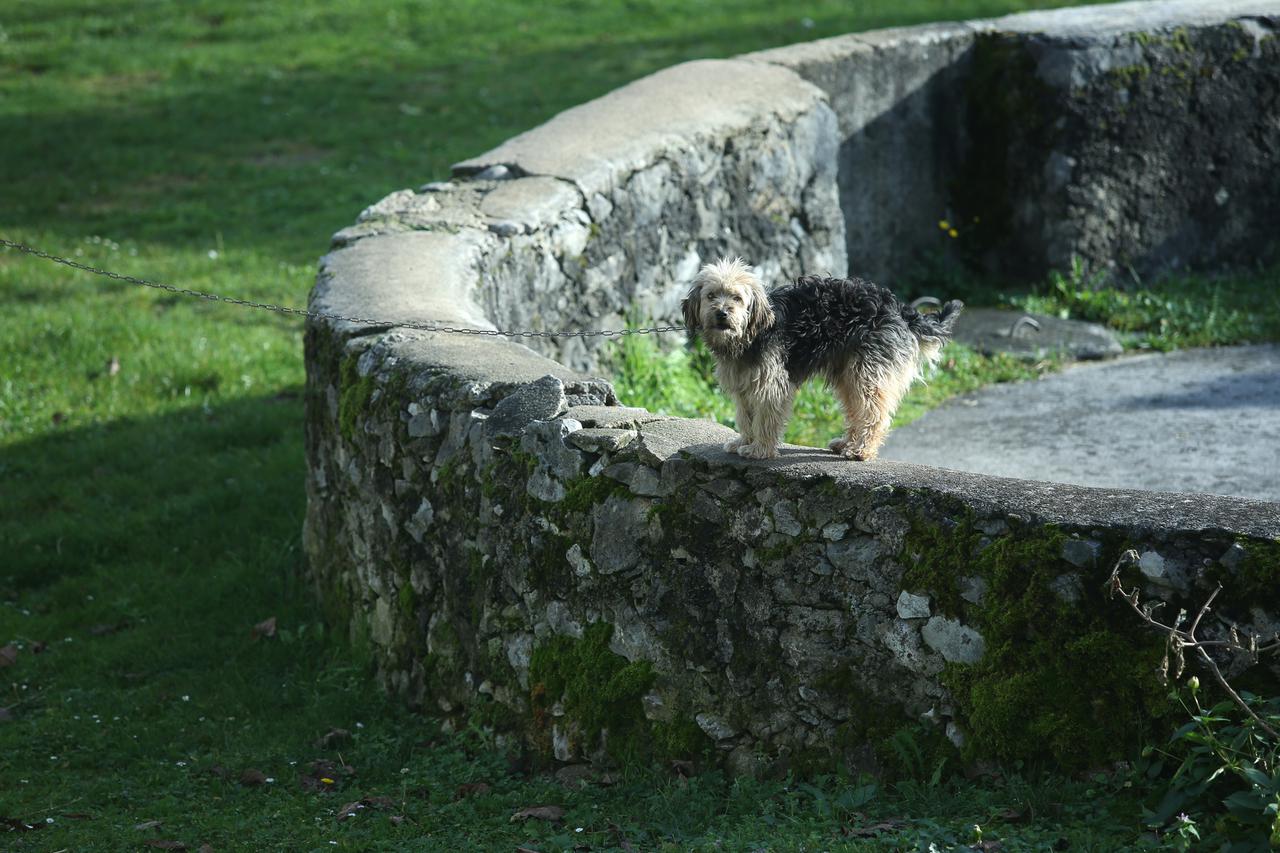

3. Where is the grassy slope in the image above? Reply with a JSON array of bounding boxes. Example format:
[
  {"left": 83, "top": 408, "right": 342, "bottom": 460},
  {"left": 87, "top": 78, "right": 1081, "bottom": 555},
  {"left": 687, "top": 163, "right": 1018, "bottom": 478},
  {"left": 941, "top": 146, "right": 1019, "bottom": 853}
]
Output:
[{"left": 0, "top": 0, "right": 1245, "bottom": 848}]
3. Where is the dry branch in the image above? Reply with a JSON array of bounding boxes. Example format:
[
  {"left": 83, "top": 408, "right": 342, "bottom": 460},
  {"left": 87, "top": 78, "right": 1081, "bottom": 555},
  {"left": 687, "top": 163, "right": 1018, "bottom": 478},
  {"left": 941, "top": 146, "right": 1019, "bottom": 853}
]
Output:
[{"left": 1108, "top": 549, "right": 1279, "bottom": 739}]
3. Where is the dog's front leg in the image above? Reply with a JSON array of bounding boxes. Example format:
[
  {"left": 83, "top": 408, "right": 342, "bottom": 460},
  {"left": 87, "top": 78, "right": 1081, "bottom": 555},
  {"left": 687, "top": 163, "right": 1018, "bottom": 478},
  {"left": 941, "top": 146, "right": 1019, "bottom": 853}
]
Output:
[
  {"left": 725, "top": 396, "right": 753, "bottom": 453},
  {"left": 736, "top": 388, "right": 792, "bottom": 460}
]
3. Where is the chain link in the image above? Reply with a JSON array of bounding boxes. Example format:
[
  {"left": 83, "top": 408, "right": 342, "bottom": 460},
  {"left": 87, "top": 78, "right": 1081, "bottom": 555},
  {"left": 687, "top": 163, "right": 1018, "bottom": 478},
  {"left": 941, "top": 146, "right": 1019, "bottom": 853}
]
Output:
[{"left": 0, "top": 238, "right": 686, "bottom": 340}]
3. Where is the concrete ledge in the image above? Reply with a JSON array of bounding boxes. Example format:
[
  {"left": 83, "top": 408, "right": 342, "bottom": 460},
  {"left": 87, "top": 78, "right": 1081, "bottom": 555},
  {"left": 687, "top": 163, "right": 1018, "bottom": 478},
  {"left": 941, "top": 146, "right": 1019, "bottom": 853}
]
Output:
[{"left": 305, "top": 0, "right": 1280, "bottom": 774}]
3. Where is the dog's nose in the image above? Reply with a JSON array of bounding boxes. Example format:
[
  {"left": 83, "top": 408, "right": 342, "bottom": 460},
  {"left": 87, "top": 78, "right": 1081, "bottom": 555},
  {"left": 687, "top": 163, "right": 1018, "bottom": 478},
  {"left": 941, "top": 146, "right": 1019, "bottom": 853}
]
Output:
[{"left": 714, "top": 309, "right": 729, "bottom": 321}]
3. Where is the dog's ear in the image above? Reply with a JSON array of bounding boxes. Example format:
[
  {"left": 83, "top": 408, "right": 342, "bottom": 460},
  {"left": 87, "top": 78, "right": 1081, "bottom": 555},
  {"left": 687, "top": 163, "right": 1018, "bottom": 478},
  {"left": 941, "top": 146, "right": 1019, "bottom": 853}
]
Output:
[
  {"left": 744, "top": 277, "right": 775, "bottom": 341},
  {"left": 680, "top": 279, "right": 703, "bottom": 343}
]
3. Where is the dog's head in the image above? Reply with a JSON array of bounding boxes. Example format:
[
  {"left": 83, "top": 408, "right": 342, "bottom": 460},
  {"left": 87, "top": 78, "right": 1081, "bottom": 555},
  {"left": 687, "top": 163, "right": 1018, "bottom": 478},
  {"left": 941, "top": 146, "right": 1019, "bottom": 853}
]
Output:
[{"left": 681, "top": 257, "right": 774, "bottom": 354}]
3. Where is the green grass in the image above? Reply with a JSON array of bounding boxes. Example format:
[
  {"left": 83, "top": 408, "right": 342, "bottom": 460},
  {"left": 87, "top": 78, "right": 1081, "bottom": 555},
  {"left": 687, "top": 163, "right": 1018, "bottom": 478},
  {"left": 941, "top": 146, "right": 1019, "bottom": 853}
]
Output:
[
  {"left": 1013, "top": 258, "right": 1280, "bottom": 351},
  {"left": 2, "top": 0, "right": 1269, "bottom": 848}
]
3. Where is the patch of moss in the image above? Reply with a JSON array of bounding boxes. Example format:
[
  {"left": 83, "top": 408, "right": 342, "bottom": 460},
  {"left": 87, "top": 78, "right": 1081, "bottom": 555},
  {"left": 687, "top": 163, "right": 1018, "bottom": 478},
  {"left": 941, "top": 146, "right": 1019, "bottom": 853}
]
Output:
[
  {"left": 901, "top": 518, "right": 1171, "bottom": 769},
  {"left": 1109, "top": 63, "right": 1152, "bottom": 88},
  {"left": 527, "top": 621, "right": 658, "bottom": 763},
  {"left": 337, "top": 354, "right": 376, "bottom": 443},
  {"left": 557, "top": 474, "right": 629, "bottom": 517},
  {"left": 468, "top": 694, "right": 520, "bottom": 731},
  {"left": 1231, "top": 537, "right": 1280, "bottom": 602},
  {"left": 397, "top": 582, "right": 417, "bottom": 622},
  {"left": 651, "top": 717, "right": 713, "bottom": 762}
]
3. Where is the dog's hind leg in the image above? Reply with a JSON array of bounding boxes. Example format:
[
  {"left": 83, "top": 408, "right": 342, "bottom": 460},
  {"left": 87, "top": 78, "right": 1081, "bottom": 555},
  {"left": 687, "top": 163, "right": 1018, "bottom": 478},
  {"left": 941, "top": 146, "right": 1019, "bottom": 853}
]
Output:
[{"left": 833, "top": 360, "right": 915, "bottom": 461}]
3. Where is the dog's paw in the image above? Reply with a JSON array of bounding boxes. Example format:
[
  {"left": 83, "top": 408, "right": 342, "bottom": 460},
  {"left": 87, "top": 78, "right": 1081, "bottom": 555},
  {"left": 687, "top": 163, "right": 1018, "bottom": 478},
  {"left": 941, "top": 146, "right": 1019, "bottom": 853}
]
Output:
[
  {"left": 737, "top": 443, "right": 779, "bottom": 460},
  {"left": 827, "top": 437, "right": 849, "bottom": 454},
  {"left": 724, "top": 437, "right": 747, "bottom": 453},
  {"left": 839, "top": 444, "right": 876, "bottom": 462}
]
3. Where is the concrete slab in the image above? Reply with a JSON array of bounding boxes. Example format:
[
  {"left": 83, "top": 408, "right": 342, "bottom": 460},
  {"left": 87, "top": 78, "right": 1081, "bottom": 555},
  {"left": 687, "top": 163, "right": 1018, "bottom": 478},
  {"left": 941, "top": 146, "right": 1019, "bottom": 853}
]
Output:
[{"left": 881, "top": 345, "right": 1280, "bottom": 502}]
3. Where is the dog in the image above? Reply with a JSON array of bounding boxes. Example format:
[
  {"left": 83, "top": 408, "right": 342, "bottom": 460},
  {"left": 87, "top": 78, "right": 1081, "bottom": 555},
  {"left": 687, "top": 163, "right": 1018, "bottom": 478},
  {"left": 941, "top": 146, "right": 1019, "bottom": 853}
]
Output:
[{"left": 681, "top": 257, "right": 963, "bottom": 461}]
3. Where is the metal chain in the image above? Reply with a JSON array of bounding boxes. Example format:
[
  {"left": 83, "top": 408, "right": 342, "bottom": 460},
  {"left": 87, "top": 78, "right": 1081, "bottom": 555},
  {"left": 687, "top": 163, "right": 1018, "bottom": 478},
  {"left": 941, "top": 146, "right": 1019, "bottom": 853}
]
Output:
[{"left": 0, "top": 238, "right": 686, "bottom": 340}]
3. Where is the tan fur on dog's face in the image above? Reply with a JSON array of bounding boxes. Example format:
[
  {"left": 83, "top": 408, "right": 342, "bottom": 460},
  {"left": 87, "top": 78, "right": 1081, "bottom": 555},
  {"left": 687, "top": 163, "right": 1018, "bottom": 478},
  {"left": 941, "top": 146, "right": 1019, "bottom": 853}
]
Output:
[{"left": 681, "top": 257, "right": 773, "bottom": 350}]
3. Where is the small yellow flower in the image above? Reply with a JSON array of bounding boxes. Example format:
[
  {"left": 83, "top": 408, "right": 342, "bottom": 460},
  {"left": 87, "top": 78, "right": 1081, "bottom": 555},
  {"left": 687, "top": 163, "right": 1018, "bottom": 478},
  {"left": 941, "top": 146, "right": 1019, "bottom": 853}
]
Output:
[
  {"left": 948, "top": 228, "right": 959, "bottom": 238},
  {"left": 321, "top": 777, "right": 335, "bottom": 785},
  {"left": 938, "top": 219, "right": 951, "bottom": 230}
]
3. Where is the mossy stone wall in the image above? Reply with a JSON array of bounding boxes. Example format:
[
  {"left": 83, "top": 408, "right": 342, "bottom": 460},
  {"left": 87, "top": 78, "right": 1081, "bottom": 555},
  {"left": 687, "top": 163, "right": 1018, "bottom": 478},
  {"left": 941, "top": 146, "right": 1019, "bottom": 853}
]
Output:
[{"left": 305, "top": 0, "right": 1280, "bottom": 777}]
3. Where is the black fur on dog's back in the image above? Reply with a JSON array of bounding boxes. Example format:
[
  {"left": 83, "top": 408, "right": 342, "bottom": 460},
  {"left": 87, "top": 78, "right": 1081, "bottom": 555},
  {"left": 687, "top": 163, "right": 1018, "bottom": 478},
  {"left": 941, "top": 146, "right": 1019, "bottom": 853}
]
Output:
[{"left": 745, "top": 275, "right": 963, "bottom": 386}]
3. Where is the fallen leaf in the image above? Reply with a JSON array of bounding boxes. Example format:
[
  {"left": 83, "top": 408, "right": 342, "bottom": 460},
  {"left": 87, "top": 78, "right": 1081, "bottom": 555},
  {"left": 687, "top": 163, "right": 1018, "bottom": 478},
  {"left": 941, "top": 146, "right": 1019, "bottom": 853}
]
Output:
[
  {"left": 252, "top": 617, "right": 277, "bottom": 639},
  {"left": 510, "top": 804, "right": 565, "bottom": 823},
  {"left": 1, "top": 816, "right": 44, "bottom": 831},
  {"left": 389, "top": 815, "right": 406, "bottom": 826},
  {"left": 143, "top": 841, "right": 187, "bottom": 850},
  {"left": 364, "top": 796, "right": 395, "bottom": 810},
  {"left": 31, "top": 640, "right": 47, "bottom": 654},
  {"left": 108, "top": 357, "right": 121, "bottom": 376},
  {"left": 455, "top": 782, "right": 491, "bottom": 799},
  {"left": 315, "top": 727, "right": 351, "bottom": 748},
  {"left": 0, "top": 644, "right": 17, "bottom": 667},
  {"left": 135, "top": 819, "right": 163, "bottom": 830},
  {"left": 239, "top": 769, "right": 267, "bottom": 786}
]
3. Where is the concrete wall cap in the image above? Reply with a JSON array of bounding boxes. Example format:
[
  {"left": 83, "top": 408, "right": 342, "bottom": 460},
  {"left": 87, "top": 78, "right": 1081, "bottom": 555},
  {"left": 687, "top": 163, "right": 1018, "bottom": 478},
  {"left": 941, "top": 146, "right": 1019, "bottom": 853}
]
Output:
[{"left": 452, "top": 58, "right": 830, "bottom": 196}]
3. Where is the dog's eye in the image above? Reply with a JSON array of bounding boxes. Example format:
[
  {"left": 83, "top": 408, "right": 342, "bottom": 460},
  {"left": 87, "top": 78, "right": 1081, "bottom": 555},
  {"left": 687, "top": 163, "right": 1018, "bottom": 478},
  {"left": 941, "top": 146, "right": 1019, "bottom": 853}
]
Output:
[{"left": 732, "top": 295, "right": 743, "bottom": 303}]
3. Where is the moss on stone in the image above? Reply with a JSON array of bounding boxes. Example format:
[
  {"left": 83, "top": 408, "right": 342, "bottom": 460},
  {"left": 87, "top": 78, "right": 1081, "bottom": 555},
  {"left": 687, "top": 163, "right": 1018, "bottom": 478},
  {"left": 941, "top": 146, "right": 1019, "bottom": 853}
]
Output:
[
  {"left": 397, "top": 582, "right": 417, "bottom": 622},
  {"left": 1231, "top": 537, "right": 1280, "bottom": 601},
  {"left": 901, "top": 517, "right": 1172, "bottom": 768},
  {"left": 337, "top": 354, "right": 376, "bottom": 443},
  {"left": 651, "top": 717, "right": 713, "bottom": 761},
  {"left": 557, "top": 474, "right": 629, "bottom": 518},
  {"left": 527, "top": 621, "right": 659, "bottom": 763}
]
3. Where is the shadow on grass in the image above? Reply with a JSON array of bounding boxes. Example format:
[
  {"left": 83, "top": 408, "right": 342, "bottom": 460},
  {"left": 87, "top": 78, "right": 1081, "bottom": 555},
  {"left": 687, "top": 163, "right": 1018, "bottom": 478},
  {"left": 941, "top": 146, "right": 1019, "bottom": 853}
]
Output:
[{"left": 0, "top": 390, "right": 307, "bottom": 599}]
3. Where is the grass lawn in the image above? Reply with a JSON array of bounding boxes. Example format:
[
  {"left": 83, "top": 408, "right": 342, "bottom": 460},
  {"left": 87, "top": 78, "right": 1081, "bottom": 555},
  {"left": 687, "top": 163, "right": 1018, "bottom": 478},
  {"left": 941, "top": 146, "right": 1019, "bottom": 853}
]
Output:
[{"left": 2, "top": 0, "right": 1276, "bottom": 849}]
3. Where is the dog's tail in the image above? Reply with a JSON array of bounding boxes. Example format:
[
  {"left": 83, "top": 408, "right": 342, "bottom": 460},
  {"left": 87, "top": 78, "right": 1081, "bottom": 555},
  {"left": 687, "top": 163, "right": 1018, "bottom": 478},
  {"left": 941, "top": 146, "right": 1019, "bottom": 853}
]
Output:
[{"left": 905, "top": 299, "right": 964, "bottom": 370}]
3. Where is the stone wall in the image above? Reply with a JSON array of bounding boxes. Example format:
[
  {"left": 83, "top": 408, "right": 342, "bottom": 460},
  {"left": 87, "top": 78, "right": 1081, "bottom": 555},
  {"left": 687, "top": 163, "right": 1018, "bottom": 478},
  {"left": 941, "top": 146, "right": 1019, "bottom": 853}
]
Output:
[
  {"left": 748, "top": 0, "right": 1280, "bottom": 283},
  {"left": 305, "top": 0, "right": 1280, "bottom": 775}
]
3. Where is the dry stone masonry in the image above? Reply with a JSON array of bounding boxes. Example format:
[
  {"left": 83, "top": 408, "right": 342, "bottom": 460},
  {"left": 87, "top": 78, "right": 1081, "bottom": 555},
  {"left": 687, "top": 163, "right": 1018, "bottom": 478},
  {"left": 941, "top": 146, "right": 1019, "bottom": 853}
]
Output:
[{"left": 305, "top": 0, "right": 1280, "bottom": 775}]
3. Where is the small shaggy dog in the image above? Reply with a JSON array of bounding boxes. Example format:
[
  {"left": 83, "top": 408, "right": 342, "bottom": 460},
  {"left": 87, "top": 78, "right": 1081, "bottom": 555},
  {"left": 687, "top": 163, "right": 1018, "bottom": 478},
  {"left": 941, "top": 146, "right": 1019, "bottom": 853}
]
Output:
[{"left": 681, "top": 257, "right": 963, "bottom": 461}]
